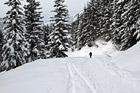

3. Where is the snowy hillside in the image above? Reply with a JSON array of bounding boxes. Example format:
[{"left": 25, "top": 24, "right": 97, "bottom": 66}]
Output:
[
  {"left": 0, "top": 40, "right": 140, "bottom": 93},
  {"left": 112, "top": 42, "right": 140, "bottom": 74}
]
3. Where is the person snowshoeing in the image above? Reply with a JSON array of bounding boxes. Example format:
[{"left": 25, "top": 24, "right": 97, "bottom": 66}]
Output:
[{"left": 89, "top": 52, "right": 92, "bottom": 58}]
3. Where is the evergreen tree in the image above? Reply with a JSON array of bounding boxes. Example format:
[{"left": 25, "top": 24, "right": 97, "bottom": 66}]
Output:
[
  {"left": 0, "top": 18, "right": 4, "bottom": 64},
  {"left": 78, "top": 5, "right": 93, "bottom": 48},
  {"left": 76, "top": 0, "right": 102, "bottom": 48},
  {"left": 80, "top": 5, "right": 93, "bottom": 48},
  {"left": 71, "top": 14, "right": 81, "bottom": 49},
  {"left": 1, "top": 0, "right": 28, "bottom": 71},
  {"left": 120, "top": 0, "right": 140, "bottom": 50},
  {"left": 135, "top": 19, "right": 140, "bottom": 41},
  {"left": 0, "top": 33, "right": 3, "bottom": 72},
  {"left": 49, "top": 0, "right": 71, "bottom": 58},
  {"left": 24, "top": 0, "right": 46, "bottom": 61},
  {"left": 111, "top": 0, "right": 125, "bottom": 49},
  {"left": 41, "top": 24, "right": 51, "bottom": 57},
  {"left": 76, "top": 14, "right": 84, "bottom": 50},
  {"left": 111, "top": 0, "right": 140, "bottom": 50},
  {"left": 42, "top": 24, "right": 51, "bottom": 47},
  {"left": 0, "top": 29, "right": 3, "bottom": 71},
  {"left": 100, "top": 0, "right": 113, "bottom": 41}
]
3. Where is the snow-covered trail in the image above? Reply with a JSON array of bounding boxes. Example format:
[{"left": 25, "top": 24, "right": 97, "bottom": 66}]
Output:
[
  {"left": 67, "top": 56, "right": 140, "bottom": 93},
  {"left": 67, "top": 59, "right": 96, "bottom": 93},
  {"left": 0, "top": 56, "right": 140, "bottom": 93}
]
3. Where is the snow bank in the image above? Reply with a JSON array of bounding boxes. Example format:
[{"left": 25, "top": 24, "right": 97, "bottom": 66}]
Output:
[
  {"left": 112, "top": 42, "right": 140, "bottom": 74},
  {"left": 0, "top": 59, "right": 69, "bottom": 93}
]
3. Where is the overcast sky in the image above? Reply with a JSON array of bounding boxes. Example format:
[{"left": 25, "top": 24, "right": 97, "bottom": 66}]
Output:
[{"left": 0, "top": 0, "right": 89, "bottom": 23}]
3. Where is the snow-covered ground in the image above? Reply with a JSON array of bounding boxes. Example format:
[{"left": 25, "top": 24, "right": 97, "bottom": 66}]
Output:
[
  {"left": 0, "top": 39, "right": 140, "bottom": 93},
  {"left": 112, "top": 42, "right": 140, "bottom": 74}
]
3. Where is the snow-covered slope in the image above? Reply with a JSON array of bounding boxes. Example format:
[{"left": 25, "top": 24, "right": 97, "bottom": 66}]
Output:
[
  {"left": 112, "top": 42, "right": 140, "bottom": 74},
  {"left": 0, "top": 59, "right": 69, "bottom": 93},
  {"left": 0, "top": 40, "right": 140, "bottom": 93}
]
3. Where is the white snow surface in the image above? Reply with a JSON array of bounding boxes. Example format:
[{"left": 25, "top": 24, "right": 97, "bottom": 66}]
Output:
[
  {"left": 112, "top": 42, "right": 140, "bottom": 74},
  {"left": 0, "top": 39, "right": 140, "bottom": 93}
]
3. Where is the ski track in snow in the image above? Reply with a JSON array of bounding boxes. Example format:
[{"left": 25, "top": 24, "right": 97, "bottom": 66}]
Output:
[
  {"left": 1, "top": 56, "right": 140, "bottom": 93},
  {"left": 67, "top": 59, "right": 96, "bottom": 93},
  {"left": 67, "top": 56, "right": 140, "bottom": 93},
  {"left": 95, "top": 55, "right": 140, "bottom": 90}
]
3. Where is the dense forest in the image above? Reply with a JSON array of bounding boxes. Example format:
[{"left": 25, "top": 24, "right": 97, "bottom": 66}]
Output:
[
  {"left": 0, "top": 0, "right": 140, "bottom": 71},
  {"left": 72, "top": 0, "right": 140, "bottom": 50}
]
